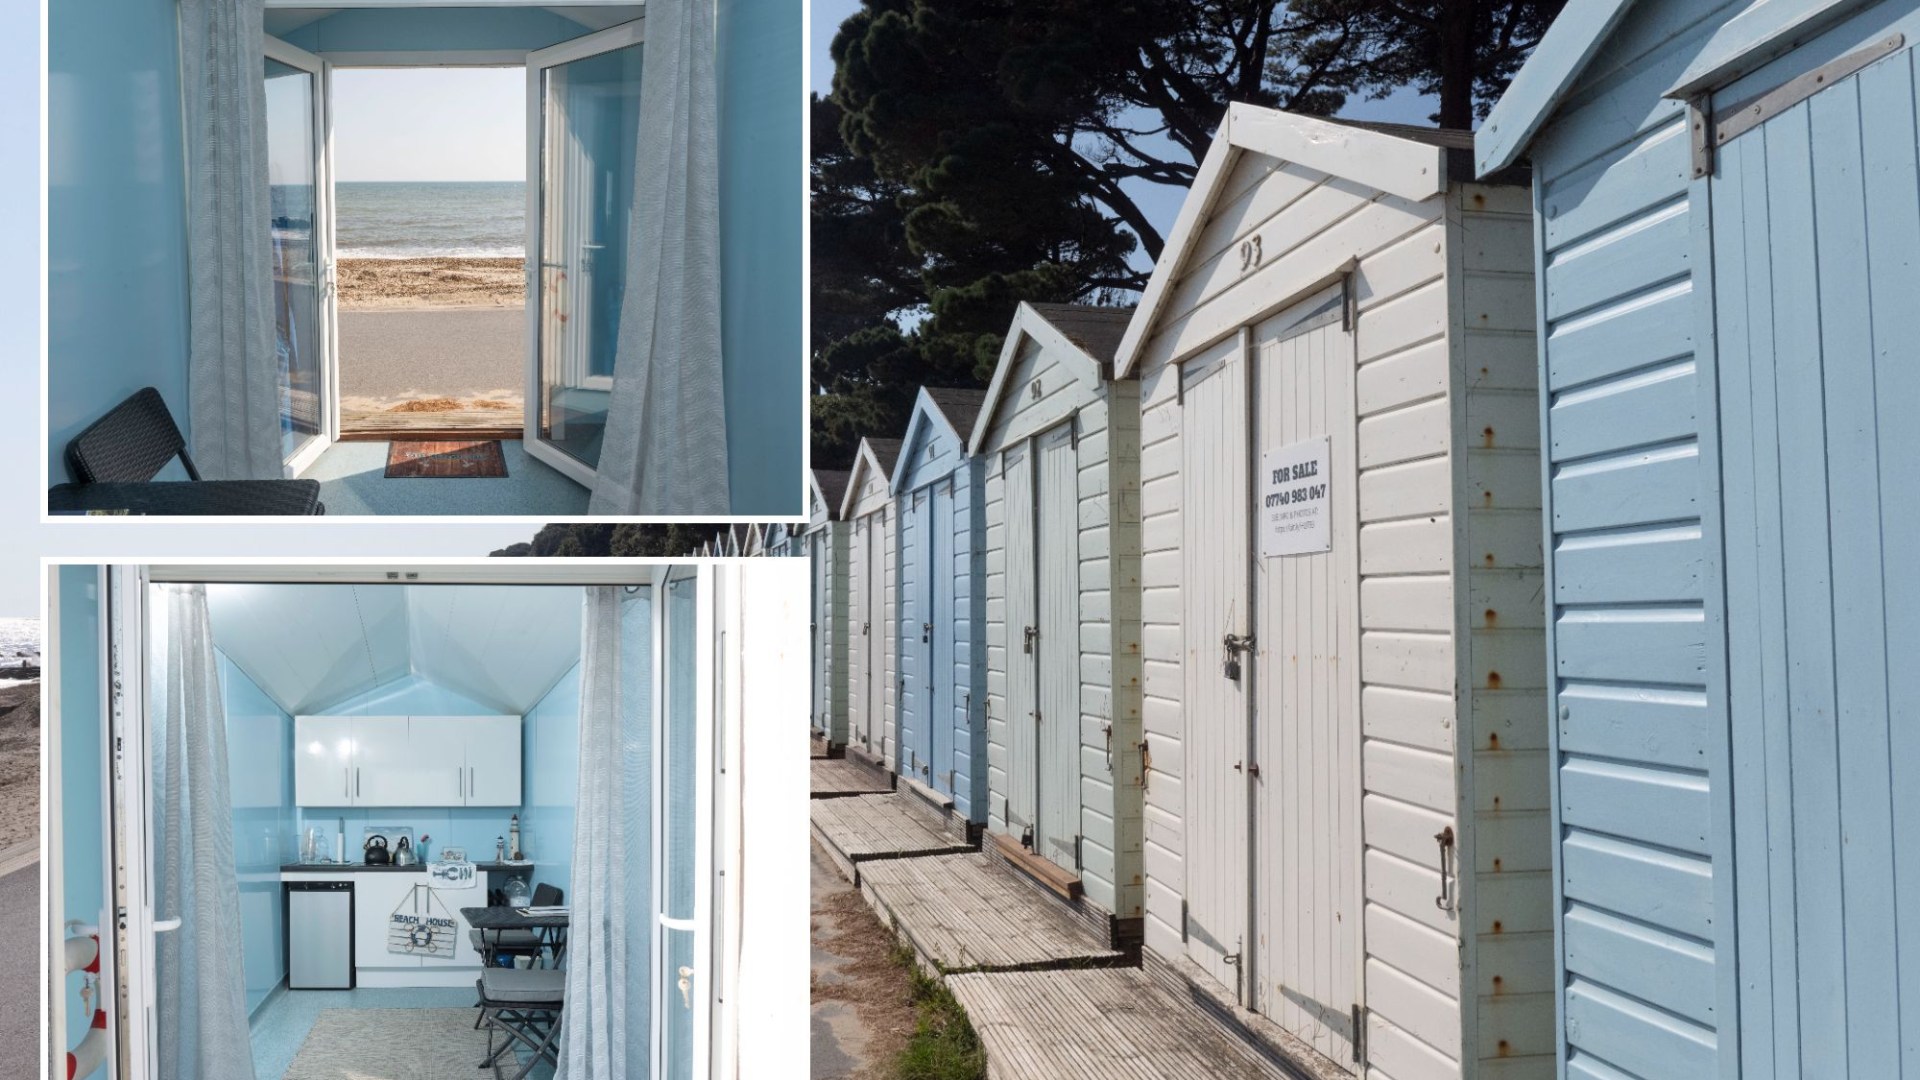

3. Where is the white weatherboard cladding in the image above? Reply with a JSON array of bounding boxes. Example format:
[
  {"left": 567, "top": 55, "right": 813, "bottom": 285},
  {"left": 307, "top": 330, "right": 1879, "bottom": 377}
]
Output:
[
  {"left": 847, "top": 459, "right": 896, "bottom": 765},
  {"left": 1133, "top": 137, "right": 1547, "bottom": 1079},
  {"left": 809, "top": 521, "right": 850, "bottom": 744},
  {"left": 979, "top": 324, "right": 1145, "bottom": 920}
]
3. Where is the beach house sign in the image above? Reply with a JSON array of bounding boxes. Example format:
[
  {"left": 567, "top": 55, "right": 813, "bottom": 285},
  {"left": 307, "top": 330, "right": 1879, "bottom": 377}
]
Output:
[{"left": 1259, "top": 437, "right": 1330, "bottom": 558}]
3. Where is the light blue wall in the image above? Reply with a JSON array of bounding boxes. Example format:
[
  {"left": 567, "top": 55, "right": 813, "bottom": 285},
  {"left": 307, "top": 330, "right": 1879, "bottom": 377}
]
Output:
[
  {"left": 216, "top": 651, "right": 295, "bottom": 1017},
  {"left": 46, "top": 0, "right": 190, "bottom": 484},
  {"left": 58, "top": 568, "right": 106, "bottom": 1080},
  {"left": 521, "top": 662, "right": 581, "bottom": 899},
  {"left": 718, "top": 0, "right": 804, "bottom": 514},
  {"left": 276, "top": 7, "right": 598, "bottom": 54}
]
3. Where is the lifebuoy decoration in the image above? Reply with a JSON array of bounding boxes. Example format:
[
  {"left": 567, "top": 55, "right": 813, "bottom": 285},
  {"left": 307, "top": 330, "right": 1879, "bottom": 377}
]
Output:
[{"left": 67, "top": 1008, "right": 106, "bottom": 1078}]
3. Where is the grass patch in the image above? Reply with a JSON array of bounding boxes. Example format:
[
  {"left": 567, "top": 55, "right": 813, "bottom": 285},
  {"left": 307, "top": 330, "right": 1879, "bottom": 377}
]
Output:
[{"left": 890, "top": 941, "right": 987, "bottom": 1080}]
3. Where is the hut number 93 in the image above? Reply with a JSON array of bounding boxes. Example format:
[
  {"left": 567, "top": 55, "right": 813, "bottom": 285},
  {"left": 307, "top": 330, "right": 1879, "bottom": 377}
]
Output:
[{"left": 1238, "top": 235, "right": 1263, "bottom": 273}]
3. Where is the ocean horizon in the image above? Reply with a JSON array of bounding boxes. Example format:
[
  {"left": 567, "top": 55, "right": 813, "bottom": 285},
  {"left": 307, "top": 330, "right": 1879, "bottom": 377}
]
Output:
[{"left": 334, "top": 179, "right": 526, "bottom": 260}]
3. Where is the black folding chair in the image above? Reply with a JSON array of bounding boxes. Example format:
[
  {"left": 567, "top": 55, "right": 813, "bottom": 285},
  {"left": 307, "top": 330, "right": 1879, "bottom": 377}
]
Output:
[{"left": 475, "top": 968, "right": 565, "bottom": 1080}]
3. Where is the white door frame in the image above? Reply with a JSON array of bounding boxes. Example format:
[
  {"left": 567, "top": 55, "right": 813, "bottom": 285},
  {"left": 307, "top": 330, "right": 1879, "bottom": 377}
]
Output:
[
  {"left": 523, "top": 19, "right": 649, "bottom": 489},
  {"left": 264, "top": 35, "right": 340, "bottom": 477},
  {"left": 106, "top": 567, "right": 160, "bottom": 1080}
]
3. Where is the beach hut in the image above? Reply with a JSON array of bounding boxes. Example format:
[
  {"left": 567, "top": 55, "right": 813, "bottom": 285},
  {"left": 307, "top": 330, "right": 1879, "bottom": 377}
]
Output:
[
  {"left": 1476, "top": 4, "right": 1920, "bottom": 1076},
  {"left": 841, "top": 437, "right": 902, "bottom": 773},
  {"left": 890, "top": 388, "right": 990, "bottom": 831},
  {"left": 807, "top": 469, "right": 853, "bottom": 747},
  {"left": 1114, "top": 104, "right": 1548, "bottom": 1078},
  {"left": 968, "top": 302, "right": 1144, "bottom": 945},
  {"left": 764, "top": 521, "right": 799, "bottom": 558}
]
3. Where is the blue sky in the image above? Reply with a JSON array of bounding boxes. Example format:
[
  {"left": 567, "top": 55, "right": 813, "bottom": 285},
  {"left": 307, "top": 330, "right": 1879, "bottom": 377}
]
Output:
[
  {"left": 811, "top": 0, "right": 1441, "bottom": 276},
  {"left": 332, "top": 68, "right": 527, "bottom": 183}
]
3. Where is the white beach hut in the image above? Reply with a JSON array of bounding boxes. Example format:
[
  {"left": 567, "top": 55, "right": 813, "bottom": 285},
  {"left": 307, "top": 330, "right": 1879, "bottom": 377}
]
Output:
[
  {"left": 968, "top": 302, "right": 1144, "bottom": 947},
  {"left": 841, "top": 437, "right": 902, "bottom": 774},
  {"left": 1115, "top": 105, "right": 1550, "bottom": 1078},
  {"left": 807, "top": 469, "right": 853, "bottom": 748}
]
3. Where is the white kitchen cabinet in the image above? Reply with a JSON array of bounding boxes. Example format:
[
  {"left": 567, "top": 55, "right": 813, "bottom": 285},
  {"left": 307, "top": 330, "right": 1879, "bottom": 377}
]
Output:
[
  {"left": 459, "top": 715, "right": 523, "bottom": 806},
  {"left": 350, "top": 717, "right": 414, "bottom": 806},
  {"left": 294, "top": 714, "right": 522, "bottom": 808},
  {"left": 335, "top": 870, "right": 483, "bottom": 988},
  {"left": 293, "top": 716, "right": 356, "bottom": 807}
]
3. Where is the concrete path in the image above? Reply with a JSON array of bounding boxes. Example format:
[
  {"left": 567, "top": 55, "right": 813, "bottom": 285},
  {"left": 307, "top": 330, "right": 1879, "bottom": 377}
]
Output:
[
  {"left": 812, "top": 842, "right": 911, "bottom": 1079},
  {"left": 338, "top": 307, "right": 524, "bottom": 400},
  {"left": 0, "top": 864, "right": 35, "bottom": 1077}
]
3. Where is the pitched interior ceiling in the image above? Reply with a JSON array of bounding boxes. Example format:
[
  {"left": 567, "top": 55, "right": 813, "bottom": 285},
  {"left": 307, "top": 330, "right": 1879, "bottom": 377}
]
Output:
[
  {"left": 263, "top": 6, "right": 647, "bottom": 37},
  {"left": 203, "top": 583, "right": 583, "bottom": 716}
]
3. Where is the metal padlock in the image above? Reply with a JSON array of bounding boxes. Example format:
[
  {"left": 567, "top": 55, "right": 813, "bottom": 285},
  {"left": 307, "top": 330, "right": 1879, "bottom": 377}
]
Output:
[{"left": 1222, "top": 633, "right": 1253, "bottom": 681}]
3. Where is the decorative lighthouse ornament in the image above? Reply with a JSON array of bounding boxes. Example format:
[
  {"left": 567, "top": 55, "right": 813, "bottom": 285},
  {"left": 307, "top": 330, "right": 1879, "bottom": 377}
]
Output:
[{"left": 508, "top": 814, "right": 522, "bottom": 861}]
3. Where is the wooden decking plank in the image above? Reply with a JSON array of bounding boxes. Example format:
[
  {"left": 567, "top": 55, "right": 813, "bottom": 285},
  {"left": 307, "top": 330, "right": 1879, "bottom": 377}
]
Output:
[
  {"left": 810, "top": 758, "right": 892, "bottom": 797},
  {"left": 859, "top": 853, "right": 1122, "bottom": 973},
  {"left": 809, "top": 794, "right": 974, "bottom": 864},
  {"left": 949, "top": 968, "right": 1302, "bottom": 1080}
]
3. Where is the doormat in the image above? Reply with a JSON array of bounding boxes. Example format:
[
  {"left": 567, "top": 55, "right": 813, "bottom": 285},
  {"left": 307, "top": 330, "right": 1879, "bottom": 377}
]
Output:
[
  {"left": 385, "top": 440, "right": 508, "bottom": 478},
  {"left": 283, "top": 1008, "right": 494, "bottom": 1080}
]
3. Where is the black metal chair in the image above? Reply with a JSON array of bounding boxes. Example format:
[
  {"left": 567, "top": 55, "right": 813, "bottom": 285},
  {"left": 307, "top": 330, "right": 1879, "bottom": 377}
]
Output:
[
  {"left": 55, "top": 387, "right": 325, "bottom": 515},
  {"left": 475, "top": 968, "right": 565, "bottom": 1080}
]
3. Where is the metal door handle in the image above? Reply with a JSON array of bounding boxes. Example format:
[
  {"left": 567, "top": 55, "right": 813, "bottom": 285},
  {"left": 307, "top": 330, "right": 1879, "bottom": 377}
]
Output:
[
  {"left": 356, "top": 768, "right": 361, "bottom": 798},
  {"left": 1023, "top": 625, "right": 1038, "bottom": 654},
  {"left": 1434, "top": 826, "right": 1456, "bottom": 911}
]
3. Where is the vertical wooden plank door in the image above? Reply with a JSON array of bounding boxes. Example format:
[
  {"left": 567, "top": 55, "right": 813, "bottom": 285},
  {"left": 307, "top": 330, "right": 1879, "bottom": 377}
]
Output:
[
  {"left": 930, "top": 486, "right": 955, "bottom": 795},
  {"left": 811, "top": 531, "right": 827, "bottom": 733},
  {"left": 1035, "top": 423, "right": 1082, "bottom": 873},
  {"left": 868, "top": 510, "right": 888, "bottom": 759},
  {"left": 1179, "top": 342, "right": 1252, "bottom": 997},
  {"left": 1711, "top": 37, "right": 1920, "bottom": 1078},
  {"left": 1003, "top": 443, "right": 1040, "bottom": 840},
  {"left": 1250, "top": 293, "right": 1360, "bottom": 1063},
  {"left": 900, "top": 492, "right": 930, "bottom": 778},
  {"left": 847, "top": 515, "right": 870, "bottom": 751}
]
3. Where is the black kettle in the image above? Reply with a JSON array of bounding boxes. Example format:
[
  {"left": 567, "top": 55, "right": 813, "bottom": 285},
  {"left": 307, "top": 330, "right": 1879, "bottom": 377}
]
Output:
[{"left": 364, "top": 834, "right": 391, "bottom": 866}]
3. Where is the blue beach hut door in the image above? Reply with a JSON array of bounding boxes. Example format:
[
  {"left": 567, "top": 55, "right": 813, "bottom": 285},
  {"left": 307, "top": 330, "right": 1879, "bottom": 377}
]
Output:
[
  {"left": 1707, "top": 24, "right": 1920, "bottom": 1073},
  {"left": 928, "top": 484, "right": 954, "bottom": 796},
  {"left": 901, "top": 491, "right": 934, "bottom": 781}
]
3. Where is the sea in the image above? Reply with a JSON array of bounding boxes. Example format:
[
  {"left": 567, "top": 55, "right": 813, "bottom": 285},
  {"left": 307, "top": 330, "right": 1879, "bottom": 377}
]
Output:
[
  {"left": 334, "top": 180, "right": 526, "bottom": 260},
  {"left": 0, "top": 618, "right": 37, "bottom": 687}
]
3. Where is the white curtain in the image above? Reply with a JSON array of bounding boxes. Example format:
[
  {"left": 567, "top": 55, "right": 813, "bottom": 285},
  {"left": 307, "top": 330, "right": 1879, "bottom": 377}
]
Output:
[
  {"left": 180, "top": 0, "right": 284, "bottom": 479},
  {"left": 588, "top": 0, "right": 729, "bottom": 515},
  {"left": 560, "top": 587, "right": 653, "bottom": 1077},
  {"left": 153, "top": 585, "right": 258, "bottom": 1080}
]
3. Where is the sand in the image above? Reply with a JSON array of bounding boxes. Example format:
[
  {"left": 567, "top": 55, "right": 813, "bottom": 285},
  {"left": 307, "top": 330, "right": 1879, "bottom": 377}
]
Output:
[
  {"left": 339, "top": 257, "right": 524, "bottom": 310},
  {"left": 0, "top": 681, "right": 38, "bottom": 851}
]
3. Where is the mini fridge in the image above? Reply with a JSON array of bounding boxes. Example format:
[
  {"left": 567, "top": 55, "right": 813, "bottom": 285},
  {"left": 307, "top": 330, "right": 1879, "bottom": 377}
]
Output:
[{"left": 287, "top": 880, "right": 354, "bottom": 989}]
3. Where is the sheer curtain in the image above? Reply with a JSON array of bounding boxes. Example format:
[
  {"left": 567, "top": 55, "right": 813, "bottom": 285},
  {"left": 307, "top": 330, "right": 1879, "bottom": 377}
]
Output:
[
  {"left": 152, "top": 585, "right": 258, "bottom": 1080},
  {"left": 587, "top": 0, "right": 729, "bottom": 515},
  {"left": 180, "top": 0, "right": 284, "bottom": 479},
  {"left": 560, "top": 587, "right": 653, "bottom": 1077}
]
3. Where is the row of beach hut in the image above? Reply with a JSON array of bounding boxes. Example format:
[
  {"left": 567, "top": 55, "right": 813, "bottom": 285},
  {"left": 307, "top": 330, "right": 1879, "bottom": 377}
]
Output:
[{"left": 807, "top": 2, "right": 1920, "bottom": 1075}]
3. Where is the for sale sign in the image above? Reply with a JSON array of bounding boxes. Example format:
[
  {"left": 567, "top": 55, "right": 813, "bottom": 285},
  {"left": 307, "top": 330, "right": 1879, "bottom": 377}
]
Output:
[{"left": 1260, "top": 437, "right": 1332, "bottom": 558}]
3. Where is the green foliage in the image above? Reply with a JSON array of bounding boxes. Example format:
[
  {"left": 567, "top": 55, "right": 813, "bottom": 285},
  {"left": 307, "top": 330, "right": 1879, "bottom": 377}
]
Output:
[
  {"left": 888, "top": 942, "right": 988, "bottom": 1080},
  {"left": 490, "top": 523, "right": 728, "bottom": 558},
  {"left": 811, "top": 0, "right": 1566, "bottom": 471}
]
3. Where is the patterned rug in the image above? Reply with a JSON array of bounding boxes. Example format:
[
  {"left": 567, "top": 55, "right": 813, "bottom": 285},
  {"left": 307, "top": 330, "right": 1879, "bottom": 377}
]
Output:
[
  {"left": 281, "top": 1007, "right": 496, "bottom": 1080},
  {"left": 384, "top": 440, "right": 509, "bottom": 478}
]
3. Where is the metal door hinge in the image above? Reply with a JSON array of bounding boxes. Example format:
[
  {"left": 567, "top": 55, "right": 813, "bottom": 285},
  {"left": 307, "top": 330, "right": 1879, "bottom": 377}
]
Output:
[
  {"left": 1351, "top": 1003, "right": 1367, "bottom": 1064},
  {"left": 1693, "top": 33, "right": 1904, "bottom": 178},
  {"left": 1074, "top": 834, "right": 1083, "bottom": 871},
  {"left": 1180, "top": 898, "right": 1189, "bottom": 942}
]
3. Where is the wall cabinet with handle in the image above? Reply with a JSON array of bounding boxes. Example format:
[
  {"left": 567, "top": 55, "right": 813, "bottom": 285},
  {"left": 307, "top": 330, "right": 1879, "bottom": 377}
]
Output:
[{"left": 294, "top": 715, "right": 522, "bottom": 808}]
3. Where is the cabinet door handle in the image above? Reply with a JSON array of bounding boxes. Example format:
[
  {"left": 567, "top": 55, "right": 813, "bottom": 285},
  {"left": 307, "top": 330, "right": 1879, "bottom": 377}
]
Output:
[
  {"left": 356, "top": 768, "right": 361, "bottom": 798},
  {"left": 458, "top": 767, "right": 464, "bottom": 799}
]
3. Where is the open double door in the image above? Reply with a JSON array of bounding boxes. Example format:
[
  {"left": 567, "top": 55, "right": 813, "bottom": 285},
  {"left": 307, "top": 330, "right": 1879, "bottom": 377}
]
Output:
[
  {"left": 78, "top": 564, "right": 720, "bottom": 1080},
  {"left": 262, "top": 19, "right": 645, "bottom": 486},
  {"left": 1178, "top": 284, "right": 1365, "bottom": 1067}
]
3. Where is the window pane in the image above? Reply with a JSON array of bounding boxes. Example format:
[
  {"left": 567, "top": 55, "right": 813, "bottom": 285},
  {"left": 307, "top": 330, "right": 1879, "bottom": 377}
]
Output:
[{"left": 265, "top": 59, "right": 322, "bottom": 462}]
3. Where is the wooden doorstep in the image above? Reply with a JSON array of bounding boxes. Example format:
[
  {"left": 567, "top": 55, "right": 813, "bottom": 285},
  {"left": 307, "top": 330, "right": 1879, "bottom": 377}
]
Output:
[{"left": 989, "top": 832, "right": 1084, "bottom": 902}]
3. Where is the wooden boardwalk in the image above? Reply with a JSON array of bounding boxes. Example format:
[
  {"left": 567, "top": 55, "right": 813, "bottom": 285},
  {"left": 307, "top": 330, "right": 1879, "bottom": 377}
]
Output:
[
  {"left": 811, "top": 758, "right": 892, "bottom": 798},
  {"left": 859, "top": 853, "right": 1122, "bottom": 973},
  {"left": 948, "top": 967, "right": 1304, "bottom": 1080},
  {"left": 810, "top": 794, "right": 973, "bottom": 883}
]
